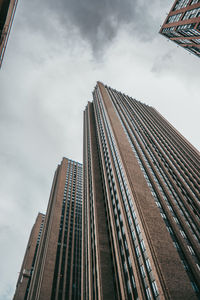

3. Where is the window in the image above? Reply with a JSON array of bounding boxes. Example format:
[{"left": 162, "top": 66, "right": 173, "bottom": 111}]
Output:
[
  {"left": 188, "top": 245, "right": 195, "bottom": 255},
  {"left": 193, "top": 38, "right": 200, "bottom": 44},
  {"left": 174, "top": 0, "right": 190, "bottom": 11},
  {"left": 191, "top": 282, "right": 199, "bottom": 292},
  {"left": 177, "top": 23, "right": 200, "bottom": 37},
  {"left": 167, "top": 13, "right": 182, "bottom": 24},
  {"left": 127, "top": 280, "right": 132, "bottom": 294},
  {"left": 173, "top": 217, "right": 179, "bottom": 224},
  {"left": 141, "top": 240, "right": 146, "bottom": 252},
  {"left": 135, "top": 246, "right": 140, "bottom": 258},
  {"left": 132, "top": 230, "right": 136, "bottom": 240},
  {"left": 136, "top": 224, "right": 141, "bottom": 234},
  {"left": 128, "top": 256, "right": 132, "bottom": 267},
  {"left": 146, "top": 287, "right": 152, "bottom": 300},
  {"left": 152, "top": 281, "right": 159, "bottom": 297},
  {"left": 125, "top": 240, "right": 128, "bottom": 250},
  {"left": 180, "top": 230, "right": 186, "bottom": 238},
  {"left": 173, "top": 242, "right": 180, "bottom": 249},
  {"left": 167, "top": 226, "right": 173, "bottom": 234},
  {"left": 183, "top": 7, "right": 200, "bottom": 20},
  {"left": 132, "top": 275, "right": 136, "bottom": 288},
  {"left": 196, "top": 264, "right": 200, "bottom": 272},
  {"left": 191, "top": 0, "right": 200, "bottom": 4},
  {"left": 146, "top": 258, "right": 152, "bottom": 272},
  {"left": 187, "top": 46, "right": 200, "bottom": 56},
  {"left": 124, "top": 262, "right": 128, "bottom": 272},
  {"left": 176, "top": 38, "right": 193, "bottom": 44},
  {"left": 140, "top": 265, "right": 146, "bottom": 278},
  {"left": 161, "top": 213, "right": 166, "bottom": 219}
]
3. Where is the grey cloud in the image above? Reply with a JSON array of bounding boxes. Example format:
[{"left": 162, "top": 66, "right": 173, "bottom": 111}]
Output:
[
  {"left": 21, "top": 0, "right": 164, "bottom": 55},
  {"left": 151, "top": 50, "right": 174, "bottom": 74}
]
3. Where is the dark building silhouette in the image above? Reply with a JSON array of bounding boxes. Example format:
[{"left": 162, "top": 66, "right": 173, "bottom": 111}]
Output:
[
  {"left": 82, "top": 82, "right": 200, "bottom": 300},
  {"left": 0, "top": 0, "right": 18, "bottom": 67},
  {"left": 13, "top": 158, "right": 83, "bottom": 300},
  {"left": 160, "top": 0, "right": 200, "bottom": 58}
]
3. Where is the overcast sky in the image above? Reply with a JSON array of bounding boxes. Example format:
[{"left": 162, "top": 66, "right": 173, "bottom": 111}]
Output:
[{"left": 0, "top": 0, "right": 200, "bottom": 299}]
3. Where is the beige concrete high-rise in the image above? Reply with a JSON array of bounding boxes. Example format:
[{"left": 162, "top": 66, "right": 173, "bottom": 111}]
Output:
[
  {"left": 0, "top": 0, "right": 18, "bottom": 67},
  {"left": 82, "top": 82, "right": 200, "bottom": 300}
]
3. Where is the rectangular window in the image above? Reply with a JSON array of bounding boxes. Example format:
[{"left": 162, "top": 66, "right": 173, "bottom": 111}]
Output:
[
  {"left": 180, "top": 230, "right": 186, "bottom": 238},
  {"left": 132, "top": 231, "right": 136, "bottom": 240},
  {"left": 140, "top": 265, "right": 146, "bottom": 278},
  {"left": 188, "top": 245, "right": 195, "bottom": 255},
  {"left": 146, "top": 287, "right": 152, "bottom": 300},
  {"left": 152, "top": 281, "right": 159, "bottom": 297},
  {"left": 146, "top": 258, "right": 152, "bottom": 272},
  {"left": 135, "top": 246, "right": 140, "bottom": 258},
  {"left": 167, "top": 13, "right": 182, "bottom": 24},
  {"left": 127, "top": 280, "right": 131, "bottom": 294},
  {"left": 191, "top": 0, "right": 200, "bottom": 4},
  {"left": 173, "top": 242, "right": 180, "bottom": 249},
  {"left": 183, "top": 7, "right": 200, "bottom": 20},
  {"left": 176, "top": 39, "right": 193, "bottom": 44},
  {"left": 141, "top": 240, "right": 146, "bottom": 252},
  {"left": 136, "top": 224, "right": 141, "bottom": 234},
  {"left": 191, "top": 282, "right": 199, "bottom": 292},
  {"left": 177, "top": 23, "right": 200, "bottom": 37},
  {"left": 132, "top": 275, "right": 136, "bottom": 288}
]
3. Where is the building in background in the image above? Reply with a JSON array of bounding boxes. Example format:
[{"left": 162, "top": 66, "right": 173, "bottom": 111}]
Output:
[
  {"left": 13, "top": 158, "right": 83, "bottom": 300},
  {"left": 13, "top": 213, "right": 45, "bottom": 300},
  {"left": 0, "top": 0, "right": 18, "bottom": 67},
  {"left": 82, "top": 82, "right": 200, "bottom": 299},
  {"left": 160, "top": 0, "right": 200, "bottom": 58}
]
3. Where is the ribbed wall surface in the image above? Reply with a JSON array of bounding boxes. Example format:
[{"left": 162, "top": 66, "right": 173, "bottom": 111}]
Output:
[
  {"left": 83, "top": 82, "right": 199, "bottom": 300},
  {"left": 26, "top": 158, "right": 82, "bottom": 300}
]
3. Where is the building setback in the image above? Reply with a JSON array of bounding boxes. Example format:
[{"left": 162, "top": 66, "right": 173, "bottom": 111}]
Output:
[
  {"left": 82, "top": 82, "right": 200, "bottom": 300},
  {"left": 13, "top": 157, "right": 83, "bottom": 300},
  {"left": 0, "top": 0, "right": 18, "bottom": 67},
  {"left": 160, "top": 0, "right": 200, "bottom": 58},
  {"left": 13, "top": 213, "right": 45, "bottom": 300}
]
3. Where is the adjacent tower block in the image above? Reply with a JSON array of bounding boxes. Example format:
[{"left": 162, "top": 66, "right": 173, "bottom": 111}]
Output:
[
  {"left": 160, "top": 0, "right": 200, "bottom": 58},
  {"left": 13, "top": 158, "right": 83, "bottom": 300},
  {"left": 82, "top": 82, "right": 200, "bottom": 300},
  {"left": 0, "top": 0, "right": 18, "bottom": 67}
]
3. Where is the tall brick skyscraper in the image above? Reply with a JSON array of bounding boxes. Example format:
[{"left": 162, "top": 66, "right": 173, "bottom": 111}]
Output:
[
  {"left": 13, "top": 83, "right": 200, "bottom": 300},
  {"left": 0, "top": 0, "right": 18, "bottom": 67},
  {"left": 82, "top": 82, "right": 200, "bottom": 299},
  {"left": 160, "top": 0, "right": 200, "bottom": 58},
  {"left": 13, "top": 158, "right": 83, "bottom": 300}
]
